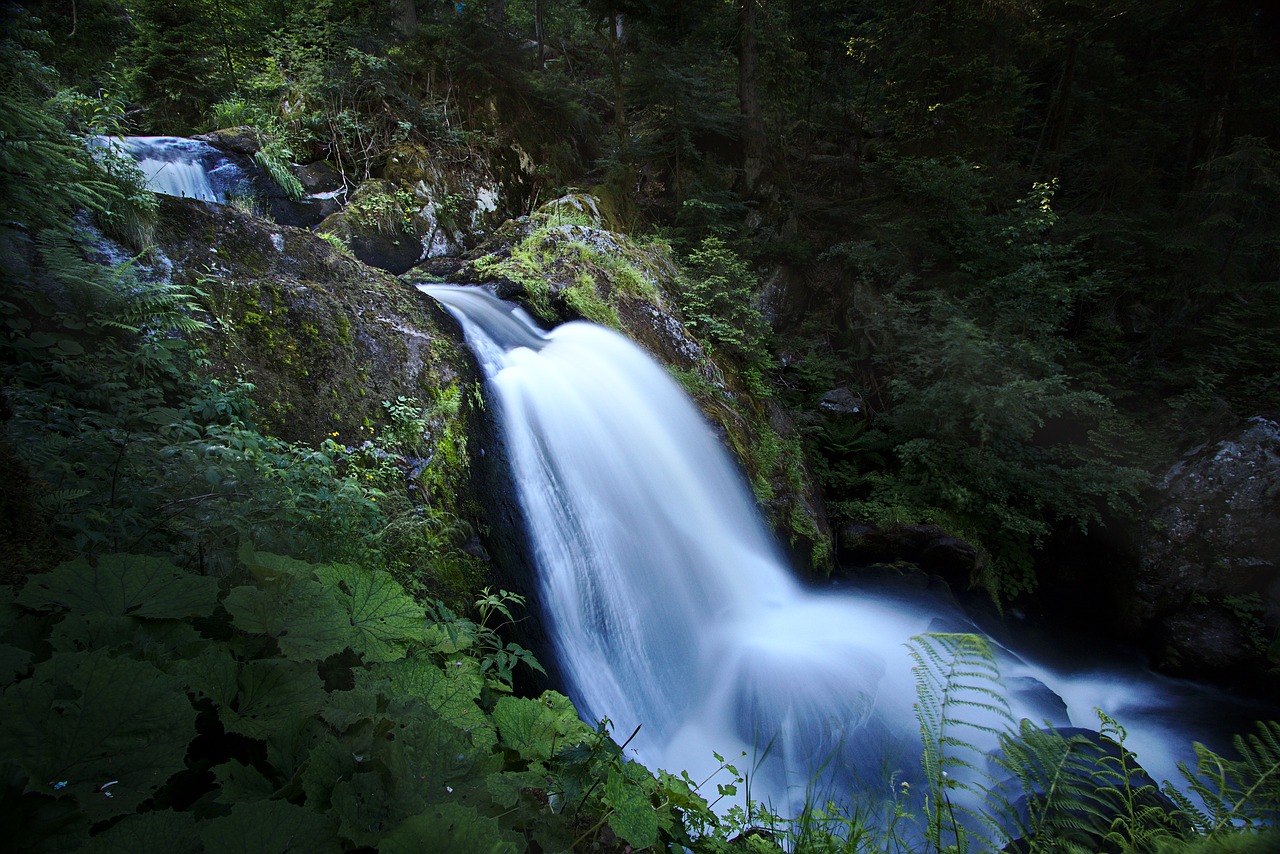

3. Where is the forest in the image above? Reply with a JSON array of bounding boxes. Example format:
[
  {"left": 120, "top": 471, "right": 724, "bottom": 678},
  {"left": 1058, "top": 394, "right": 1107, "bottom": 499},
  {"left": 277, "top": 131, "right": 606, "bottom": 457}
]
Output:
[{"left": 2, "top": 0, "right": 1280, "bottom": 851}]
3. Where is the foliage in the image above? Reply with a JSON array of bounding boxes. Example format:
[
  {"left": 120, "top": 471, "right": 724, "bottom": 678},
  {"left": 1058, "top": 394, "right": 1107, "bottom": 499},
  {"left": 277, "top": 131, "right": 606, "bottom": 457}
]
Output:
[
  {"left": 253, "top": 136, "right": 306, "bottom": 201},
  {"left": 906, "top": 633, "right": 1277, "bottom": 854},
  {"left": 810, "top": 167, "right": 1149, "bottom": 600},
  {"left": 345, "top": 184, "right": 419, "bottom": 235},
  {"left": 909, "top": 632, "right": 1011, "bottom": 851},
  {"left": 681, "top": 236, "right": 772, "bottom": 377},
  {"left": 1167, "top": 720, "right": 1280, "bottom": 839},
  {"left": 0, "top": 7, "right": 154, "bottom": 244}
]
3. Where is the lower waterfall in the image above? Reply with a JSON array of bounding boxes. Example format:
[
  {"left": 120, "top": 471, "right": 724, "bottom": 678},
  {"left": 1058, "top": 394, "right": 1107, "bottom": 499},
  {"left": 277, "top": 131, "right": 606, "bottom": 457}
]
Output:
[{"left": 425, "top": 284, "right": 1235, "bottom": 822}]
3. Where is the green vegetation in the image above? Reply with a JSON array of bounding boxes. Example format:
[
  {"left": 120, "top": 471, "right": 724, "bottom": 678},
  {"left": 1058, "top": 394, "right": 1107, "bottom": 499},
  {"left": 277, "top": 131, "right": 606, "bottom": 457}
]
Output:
[{"left": 5, "top": 1, "right": 1280, "bottom": 850}]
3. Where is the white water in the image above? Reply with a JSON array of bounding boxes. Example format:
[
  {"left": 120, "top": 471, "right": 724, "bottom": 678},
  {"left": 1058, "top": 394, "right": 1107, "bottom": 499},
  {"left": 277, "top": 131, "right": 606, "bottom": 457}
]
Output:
[
  {"left": 93, "top": 136, "right": 249, "bottom": 202},
  {"left": 425, "top": 284, "right": 1234, "bottom": 821}
]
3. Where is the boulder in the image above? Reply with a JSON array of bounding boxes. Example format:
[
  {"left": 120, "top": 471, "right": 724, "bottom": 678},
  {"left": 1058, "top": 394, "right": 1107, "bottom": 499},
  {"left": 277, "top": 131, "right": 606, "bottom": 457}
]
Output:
[
  {"left": 293, "top": 161, "right": 344, "bottom": 195},
  {"left": 1134, "top": 417, "right": 1280, "bottom": 685},
  {"left": 316, "top": 180, "right": 427, "bottom": 274},
  {"left": 145, "top": 195, "right": 476, "bottom": 447},
  {"left": 194, "top": 126, "right": 263, "bottom": 157}
]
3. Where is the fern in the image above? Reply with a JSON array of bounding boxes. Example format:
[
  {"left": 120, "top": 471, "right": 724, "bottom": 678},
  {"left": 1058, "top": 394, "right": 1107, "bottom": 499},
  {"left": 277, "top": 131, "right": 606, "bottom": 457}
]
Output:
[
  {"left": 1171, "top": 720, "right": 1280, "bottom": 837},
  {"left": 991, "top": 720, "right": 1105, "bottom": 852},
  {"left": 909, "top": 632, "right": 1013, "bottom": 852}
]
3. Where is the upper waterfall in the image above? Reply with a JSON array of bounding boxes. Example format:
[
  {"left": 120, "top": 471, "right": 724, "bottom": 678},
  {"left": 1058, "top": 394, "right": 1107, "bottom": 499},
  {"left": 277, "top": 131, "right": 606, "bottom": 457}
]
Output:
[{"left": 93, "top": 136, "right": 251, "bottom": 203}]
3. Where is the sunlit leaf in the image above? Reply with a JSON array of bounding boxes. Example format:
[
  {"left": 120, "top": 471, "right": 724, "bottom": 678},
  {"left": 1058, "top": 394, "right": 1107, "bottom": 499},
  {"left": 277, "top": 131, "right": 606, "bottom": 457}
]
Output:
[
  {"left": 604, "top": 763, "right": 661, "bottom": 849},
  {"left": 493, "top": 692, "right": 585, "bottom": 762},
  {"left": 315, "top": 563, "right": 423, "bottom": 662}
]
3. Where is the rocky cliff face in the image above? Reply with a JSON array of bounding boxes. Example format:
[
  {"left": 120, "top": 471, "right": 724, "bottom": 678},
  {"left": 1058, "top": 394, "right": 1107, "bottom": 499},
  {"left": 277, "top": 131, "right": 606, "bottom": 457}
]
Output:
[{"left": 1134, "top": 417, "right": 1280, "bottom": 689}]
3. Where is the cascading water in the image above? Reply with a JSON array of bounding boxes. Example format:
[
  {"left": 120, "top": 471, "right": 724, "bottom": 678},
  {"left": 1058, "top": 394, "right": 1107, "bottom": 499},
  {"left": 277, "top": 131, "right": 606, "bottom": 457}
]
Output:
[
  {"left": 425, "top": 284, "right": 1244, "bottom": 823},
  {"left": 92, "top": 136, "right": 251, "bottom": 203}
]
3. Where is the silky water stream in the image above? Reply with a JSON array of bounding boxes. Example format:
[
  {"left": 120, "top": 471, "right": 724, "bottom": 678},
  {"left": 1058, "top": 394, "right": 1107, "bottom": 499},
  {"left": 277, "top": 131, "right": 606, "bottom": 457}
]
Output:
[{"left": 424, "top": 283, "right": 1251, "bottom": 827}]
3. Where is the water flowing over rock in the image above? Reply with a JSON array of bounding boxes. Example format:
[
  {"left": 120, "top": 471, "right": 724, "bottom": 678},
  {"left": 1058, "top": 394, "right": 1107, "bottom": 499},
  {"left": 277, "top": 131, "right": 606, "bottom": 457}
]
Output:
[
  {"left": 444, "top": 193, "right": 833, "bottom": 565},
  {"left": 427, "top": 284, "right": 1224, "bottom": 824},
  {"left": 96, "top": 136, "right": 253, "bottom": 203},
  {"left": 1135, "top": 417, "right": 1280, "bottom": 687}
]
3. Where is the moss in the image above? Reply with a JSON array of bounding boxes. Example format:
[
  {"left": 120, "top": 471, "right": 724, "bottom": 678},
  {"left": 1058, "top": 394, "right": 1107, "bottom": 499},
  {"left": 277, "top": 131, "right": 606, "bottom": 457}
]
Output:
[{"left": 564, "top": 272, "right": 620, "bottom": 327}]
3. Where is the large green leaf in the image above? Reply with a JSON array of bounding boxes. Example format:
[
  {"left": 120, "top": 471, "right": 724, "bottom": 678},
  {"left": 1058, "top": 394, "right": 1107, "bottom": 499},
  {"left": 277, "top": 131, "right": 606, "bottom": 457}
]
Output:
[
  {"left": 331, "top": 771, "right": 397, "bottom": 847},
  {"left": 493, "top": 693, "right": 579, "bottom": 762},
  {"left": 0, "top": 643, "right": 32, "bottom": 684},
  {"left": 219, "top": 659, "right": 326, "bottom": 741},
  {"left": 314, "top": 563, "right": 422, "bottom": 662},
  {"left": 319, "top": 684, "right": 377, "bottom": 732},
  {"left": 49, "top": 612, "right": 205, "bottom": 663},
  {"left": 81, "top": 809, "right": 201, "bottom": 854},
  {"left": 197, "top": 800, "right": 340, "bottom": 854},
  {"left": 19, "top": 555, "right": 218, "bottom": 620},
  {"left": 380, "top": 803, "right": 522, "bottom": 854},
  {"left": 223, "top": 579, "right": 353, "bottom": 661},
  {"left": 0, "top": 650, "right": 196, "bottom": 821},
  {"left": 212, "top": 760, "right": 276, "bottom": 804},
  {"left": 174, "top": 647, "right": 239, "bottom": 708},
  {"left": 366, "top": 657, "right": 490, "bottom": 746},
  {"left": 237, "top": 546, "right": 317, "bottom": 586},
  {"left": 299, "top": 732, "right": 356, "bottom": 811},
  {"left": 603, "top": 763, "right": 662, "bottom": 850}
]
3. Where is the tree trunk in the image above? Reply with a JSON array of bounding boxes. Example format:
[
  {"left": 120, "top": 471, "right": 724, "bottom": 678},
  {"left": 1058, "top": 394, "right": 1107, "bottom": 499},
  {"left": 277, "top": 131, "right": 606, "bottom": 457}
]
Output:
[
  {"left": 738, "top": 0, "right": 766, "bottom": 192},
  {"left": 534, "top": 0, "right": 545, "bottom": 64},
  {"left": 394, "top": 0, "right": 417, "bottom": 37},
  {"left": 608, "top": 12, "right": 627, "bottom": 149}
]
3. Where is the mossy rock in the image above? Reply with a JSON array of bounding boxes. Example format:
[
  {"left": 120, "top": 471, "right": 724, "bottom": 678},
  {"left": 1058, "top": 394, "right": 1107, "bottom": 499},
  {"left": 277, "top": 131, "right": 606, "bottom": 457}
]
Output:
[
  {"left": 147, "top": 195, "right": 474, "bottom": 448},
  {"left": 316, "top": 180, "right": 426, "bottom": 274}
]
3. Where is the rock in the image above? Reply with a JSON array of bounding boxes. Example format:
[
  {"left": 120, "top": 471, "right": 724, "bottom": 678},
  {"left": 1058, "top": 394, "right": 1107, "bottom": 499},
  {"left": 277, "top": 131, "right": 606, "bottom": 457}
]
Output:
[
  {"left": 817, "top": 387, "right": 863, "bottom": 415},
  {"left": 316, "top": 180, "right": 427, "bottom": 274},
  {"left": 293, "top": 161, "right": 344, "bottom": 195},
  {"left": 194, "top": 126, "right": 263, "bottom": 157},
  {"left": 1135, "top": 417, "right": 1280, "bottom": 685},
  {"left": 145, "top": 195, "right": 476, "bottom": 447},
  {"left": 836, "top": 522, "right": 981, "bottom": 582}
]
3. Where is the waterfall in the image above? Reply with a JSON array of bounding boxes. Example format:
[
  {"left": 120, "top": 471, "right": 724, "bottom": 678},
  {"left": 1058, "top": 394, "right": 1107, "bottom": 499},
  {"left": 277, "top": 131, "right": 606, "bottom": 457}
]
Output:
[
  {"left": 93, "top": 136, "right": 251, "bottom": 203},
  {"left": 425, "top": 284, "right": 1241, "bottom": 820}
]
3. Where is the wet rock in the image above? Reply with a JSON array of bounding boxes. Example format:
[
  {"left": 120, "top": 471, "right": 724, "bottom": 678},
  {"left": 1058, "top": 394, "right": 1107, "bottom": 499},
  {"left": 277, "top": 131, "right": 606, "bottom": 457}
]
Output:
[{"left": 1135, "top": 417, "right": 1280, "bottom": 685}]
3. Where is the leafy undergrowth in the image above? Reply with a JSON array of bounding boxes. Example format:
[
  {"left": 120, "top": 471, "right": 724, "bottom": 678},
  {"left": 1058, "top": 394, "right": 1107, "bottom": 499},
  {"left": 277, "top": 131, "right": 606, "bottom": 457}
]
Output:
[{"left": 0, "top": 547, "right": 735, "bottom": 853}]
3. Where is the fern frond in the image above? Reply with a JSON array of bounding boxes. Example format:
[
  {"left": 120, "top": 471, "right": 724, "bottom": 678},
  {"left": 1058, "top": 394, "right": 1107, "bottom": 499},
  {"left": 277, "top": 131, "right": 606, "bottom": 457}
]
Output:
[
  {"left": 1180, "top": 720, "right": 1280, "bottom": 836},
  {"left": 34, "top": 487, "right": 92, "bottom": 511},
  {"left": 909, "top": 632, "right": 1015, "bottom": 851}
]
